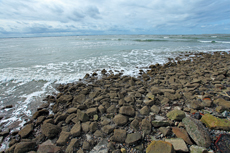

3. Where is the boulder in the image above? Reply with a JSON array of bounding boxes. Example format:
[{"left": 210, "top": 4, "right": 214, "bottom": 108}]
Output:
[
  {"left": 159, "top": 127, "right": 170, "bottom": 136},
  {"left": 189, "top": 145, "right": 208, "bottom": 153},
  {"left": 86, "top": 107, "right": 98, "bottom": 116},
  {"left": 140, "top": 106, "right": 150, "bottom": 115},
  {"left": 125, "top": 133, "right": 142, "bottom": 145},
  {"left": 19, "top": 123, "right": 33, "bottom": 138},
  {"left": 65, "top": 138, "right": 80, "bottom": 153},
  {"left": 171, "top": 127, "right": 193, "bottom": 145},
  {"left": 70, "top": 122, "right": 81, "bottom": 137},
  {"left": 14, "top": 142, "right": 36, "bottom": 153},
  {"left": 65, "top": 113, "right": 77, "bottom": 124},
  {"left": 73, "top": 94, "right": 86, "bottom": 104},
  {"left": 165, "top": 138, "right": 189, "bottom": 152},
  {"left": 146, "top": 140, "right": 175, "bottom": 153},
  {"left": 166, "top": 110, "right": 185, "bottom": 121},
  {"left": 37, "top": 140, "right": 61, "bottom": 153},
  {"left": 119, "top": 106, "right": 135, "bottom": 116},
  {"left": 77, "top": 110, "right": 89, "bottom": 122},
  {"left": 82, "top": 122, "right": 90, "bottom": 133},
  {"left": 201, "top": 113, "right": 230, "bottom": 131},
  {"left": 101, "top": 125, "right": 115, "bottom": 134},
  {"left": 66, "top": 107, "right": 78, "bottom": 114},
  {"left": 182, "top": 117, "right": 211, "bottom": 148},
  {"left": 89, "top": 122, "right": 98, "bottom": 133},
  {"left": 107, "top": 105, "right": 117, "bottom": 113},
  {"left": 57, "top": 95, "right": 73, "bottom": 103},
  {"left": 90, "top": 138, "right": 108, "bottom": 153},
  {"left": 152, "top": 120, "right": 170, "bottom": 128},
  {"left": 141, "top": 119, "right": 151, "bottom": 135},
  {"left": 41, "top": 123, "right": 61, "bottom": 138},
  {"left": 113, "top": 114, "right": 128, "bottom": 125},
  {"left": 150, "top": 105, "right": 160, "bottom": 114},
  {"left": 214, "top": 98, "right": 230, "bottom": 109},
  {"left": 32, "top": 109, "right": 49, "bottom": 119},
  {"left": 56, "top": 131, "right": 70, "bottom": 146},
  {"left": 111, "top": 129, "right": 127, "bottom": 143}
]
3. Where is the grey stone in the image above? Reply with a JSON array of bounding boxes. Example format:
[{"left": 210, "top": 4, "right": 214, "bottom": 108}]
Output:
[{"left": 182, "top": 117, "right": 211, "bottom": 148}]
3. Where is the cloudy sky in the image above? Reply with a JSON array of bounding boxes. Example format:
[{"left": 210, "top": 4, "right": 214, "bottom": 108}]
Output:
[{"left": 0, "top": 0, "right": 229, "bottom": 37}]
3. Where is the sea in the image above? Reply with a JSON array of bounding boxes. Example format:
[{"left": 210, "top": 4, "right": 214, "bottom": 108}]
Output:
[{"left": 0, "top": 34, "right": 230, "bottom": 142}]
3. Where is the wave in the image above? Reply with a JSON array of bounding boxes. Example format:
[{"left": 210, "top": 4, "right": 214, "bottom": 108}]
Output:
[
  {"left": 133, "top": 39, "right": 168, "bottom": 42},
  {"left": 198, "top": 40, "right": 230, "bottom": 44}
]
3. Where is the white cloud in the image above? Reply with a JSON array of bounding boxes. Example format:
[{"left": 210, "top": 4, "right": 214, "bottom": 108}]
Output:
[{"left": 0, "top": 0, "right": 229, "bottom": 36}]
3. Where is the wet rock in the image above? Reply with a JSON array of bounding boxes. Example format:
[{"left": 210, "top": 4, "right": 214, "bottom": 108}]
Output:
[
  {"left": 32, "top": 109, "right": 49, "bottom": 119},
  {"left": 113, "top": 114, "right": 128, "bottom": 125},
  {"left": 119, "top": 106, "right": 135, "bottom": 116},
  {"left": 140, "top": 106, "right": 150, "bottom": 115},
  {"left": 65, "top": 138, "right": 80, "bottom": 153},
  {"left": 201, "top": 113, "right": 230, "bottom": 131},
  {"left": 141, "top": 119, "right": 152, "bottom": 135},
  {"left": 19, "top": 123, "right": 33, "bottom": 138},
  {"left": 70, "top": 122, "right": 81, "bottom": 137},
  {"left": 146, "top": 140, "right": 175, "bottom": 153},
  {"left": 189, "top": 145, "right": 208, "bottom": 153},
  {"left": 165, "top": 138, "right": 189, "bottom": 152},
  {"left": 172, "top": 127, "right": 193, "bottom": 145},
  {"left": 41, "top": 123, "right": 61, "bottom": 138},
  {"left": 57, "top": 95, "right": 73, "bottom": 103},
  {"left": 56, "top": 131, "right": 70, "bottom": 146},
  {"left": 182, "top": 117, "right": 211, "bottom": 148},
  {"left": 125, "top": 133, "right": 142, "bottom": 145},
  {"left": 166, "top": 109, "right": 185, "bottom": 121},
  {"left": 14, "top": 142, "right": 36, "bottom": 153},
  {"left": 37, "top": 140, "right": 61, "bottom": 153},
  {"left": 111, "top": 129, "right": 127, "bottom": 143}
]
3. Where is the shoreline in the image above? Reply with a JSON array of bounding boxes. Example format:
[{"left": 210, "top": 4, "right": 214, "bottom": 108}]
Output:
[{"left": 1, "top": 51, "right": 230, "bottom": 152}]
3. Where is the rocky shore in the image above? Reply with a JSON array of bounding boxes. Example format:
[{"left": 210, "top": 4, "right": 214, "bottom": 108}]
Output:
[{"left": 1, "top": 51, "right": 230, "bottom": 153}]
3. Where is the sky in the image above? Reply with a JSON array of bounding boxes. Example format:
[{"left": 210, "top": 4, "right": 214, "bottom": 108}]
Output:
[{"left": 0, "top": 0, "right": 230, "bottom": 37}]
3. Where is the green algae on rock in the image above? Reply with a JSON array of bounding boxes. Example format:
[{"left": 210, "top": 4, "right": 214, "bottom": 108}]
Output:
[{"left": 201, "top": 113, "right": 230, "bottom": 131}]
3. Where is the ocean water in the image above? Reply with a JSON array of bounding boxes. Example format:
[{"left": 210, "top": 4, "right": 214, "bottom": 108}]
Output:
[{"left": 0, "top": 34, "right": 230, "bottom": 131}]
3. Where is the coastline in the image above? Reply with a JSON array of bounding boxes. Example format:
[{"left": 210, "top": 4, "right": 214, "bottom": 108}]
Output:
[{"left": 1, "top": 51, "right": 230, "bottom": 152}]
